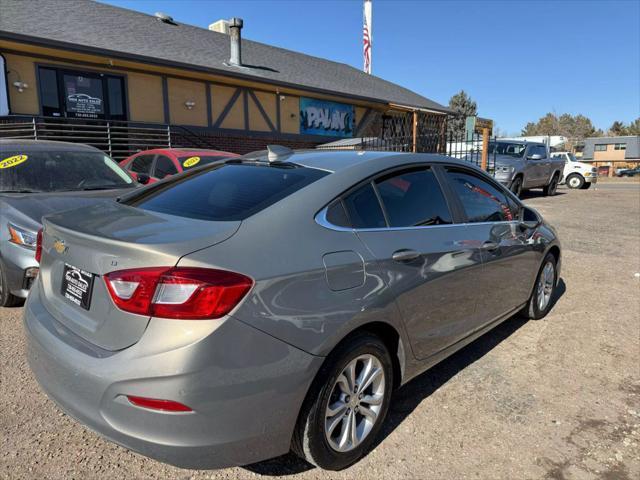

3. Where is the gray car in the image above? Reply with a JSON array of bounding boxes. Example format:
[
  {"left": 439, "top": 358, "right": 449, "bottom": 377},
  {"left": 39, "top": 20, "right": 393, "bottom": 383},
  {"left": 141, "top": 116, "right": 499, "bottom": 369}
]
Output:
[
  {"left": 0, "top": 140, "right": 137, "bottom": 306},
  {"left": 24, "top": 148, "right": 561, "bottom": 471}
]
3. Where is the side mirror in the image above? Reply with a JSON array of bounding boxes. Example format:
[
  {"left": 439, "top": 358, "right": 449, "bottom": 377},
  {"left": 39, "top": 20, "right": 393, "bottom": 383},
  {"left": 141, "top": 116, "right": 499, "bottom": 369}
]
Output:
[
  {"left": 137, "top": 173, "right": 150, "bottom": 185},
  {"left": 520, "top": 206, "right": 541, "bottom": 229},
  {"left": 527, "top": 154, "right": 543, "bottom": 160}
]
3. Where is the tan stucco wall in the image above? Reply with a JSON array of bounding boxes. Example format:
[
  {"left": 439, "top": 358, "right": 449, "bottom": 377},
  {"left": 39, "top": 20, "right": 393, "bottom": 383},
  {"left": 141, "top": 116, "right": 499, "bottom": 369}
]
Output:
[
  {"left": 167, "top": 78, "right": 207, "bottom": 126},
  {"left": 594, "top": 144, "right": 627, "bottom": 161},
  {"left": 280, "top": 95, "right": 300, "bottom": 134},
  {"left": 127, "top": 72, "right": 164, "bottom": 122},
  {"left": 4, "top": 53, "right": 40, "bottom": 114}
]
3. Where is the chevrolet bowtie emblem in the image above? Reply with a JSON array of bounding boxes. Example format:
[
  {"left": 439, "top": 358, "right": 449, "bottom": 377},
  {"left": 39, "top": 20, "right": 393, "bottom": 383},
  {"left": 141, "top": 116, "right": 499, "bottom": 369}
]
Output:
[{"left": 53, "top": 239, "right": 67, "bottom": 254}]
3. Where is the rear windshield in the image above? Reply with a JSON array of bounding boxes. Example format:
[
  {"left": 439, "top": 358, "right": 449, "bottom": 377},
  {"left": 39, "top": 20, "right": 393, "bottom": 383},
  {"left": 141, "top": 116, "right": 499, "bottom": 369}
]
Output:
[
  {"left": 0, "top": 150, "right": 134, "bottom": 193},
  {"left": 125, "top": 163, "right": 329, "bottom": 221},
  {"left": 177, "top": 155, "right": 234, "bottom": 170}
]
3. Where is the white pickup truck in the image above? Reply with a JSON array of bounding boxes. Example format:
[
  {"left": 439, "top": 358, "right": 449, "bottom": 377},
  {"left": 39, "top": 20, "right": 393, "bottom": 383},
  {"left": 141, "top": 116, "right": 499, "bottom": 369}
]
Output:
[{"left": 551, "top": 152, "right": 598, "bottom": 189}]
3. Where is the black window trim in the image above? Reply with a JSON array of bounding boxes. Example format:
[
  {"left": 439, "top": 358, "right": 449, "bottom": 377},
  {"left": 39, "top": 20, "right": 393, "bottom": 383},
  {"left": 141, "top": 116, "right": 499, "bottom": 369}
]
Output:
[{"left": 315, "top": 162, "right": 464, "bottom": 232}]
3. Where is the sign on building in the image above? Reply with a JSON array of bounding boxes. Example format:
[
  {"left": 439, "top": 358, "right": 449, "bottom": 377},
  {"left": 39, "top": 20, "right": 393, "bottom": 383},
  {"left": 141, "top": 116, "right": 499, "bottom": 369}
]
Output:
[{"left": 300, "top": 97, "right": 354, "bottom": 137}]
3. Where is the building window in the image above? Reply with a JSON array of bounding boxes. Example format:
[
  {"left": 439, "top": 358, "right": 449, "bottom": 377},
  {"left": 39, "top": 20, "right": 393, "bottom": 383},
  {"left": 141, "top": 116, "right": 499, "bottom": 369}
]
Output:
[
  {"left": 594, "top": 144, "right": 607, "bottom": 152},
  {"left": 37, "top": 66, "right": 127, "bottom": 120},
  {"left": 614, "top": 143, "right": 627, "bottom": 150}
]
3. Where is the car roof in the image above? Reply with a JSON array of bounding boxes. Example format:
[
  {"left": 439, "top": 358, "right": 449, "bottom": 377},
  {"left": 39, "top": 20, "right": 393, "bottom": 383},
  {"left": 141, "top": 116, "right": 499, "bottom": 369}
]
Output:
[
  {"left": 241, "top": 149, "right": 485, "bottom": 175},
  {"left": 492, "top": 140, "right": 545, "bottom": 146},
  {"left": 130, "top": 148, "right": 238, "bottom": 157},
  {"left": 0, "top": 139, "right": 102, "bottom": 152}
]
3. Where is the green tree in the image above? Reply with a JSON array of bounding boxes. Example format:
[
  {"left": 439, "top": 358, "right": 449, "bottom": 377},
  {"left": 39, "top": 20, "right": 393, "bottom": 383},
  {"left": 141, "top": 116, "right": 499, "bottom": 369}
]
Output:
[
  {"left": 447, "top": 90, "right": 477, "bottom": 137},
  {"left": 520, "top": 113, "right": 597, "bottom": 140},
  {"left": 628, "top": 118, "right": 640, "bottom": 135},
  {"left": 608, "top": 121, "right": 628, "bottom": 136}
]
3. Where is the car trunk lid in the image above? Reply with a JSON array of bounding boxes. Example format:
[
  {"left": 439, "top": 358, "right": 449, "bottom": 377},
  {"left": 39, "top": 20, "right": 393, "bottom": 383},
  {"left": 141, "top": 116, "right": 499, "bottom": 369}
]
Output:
[{"left": 38, "top": 202, "right": 240, "bottom": 351}]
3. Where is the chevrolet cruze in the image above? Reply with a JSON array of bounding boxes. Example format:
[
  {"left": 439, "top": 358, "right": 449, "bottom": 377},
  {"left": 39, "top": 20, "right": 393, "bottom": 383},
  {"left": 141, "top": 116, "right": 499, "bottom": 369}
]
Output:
[{"left": 24, "top": 147, "right": 561, "bottom": 470}]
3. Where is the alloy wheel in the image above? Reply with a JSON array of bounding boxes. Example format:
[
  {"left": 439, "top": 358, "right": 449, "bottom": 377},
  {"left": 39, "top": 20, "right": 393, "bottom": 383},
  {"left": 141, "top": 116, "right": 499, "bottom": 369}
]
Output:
[
  {"left": 324, "top": 354, "right": 385, "bottom": 452},
  {"left": 536, "top": 261, "right": 555, "bottom": 312}
]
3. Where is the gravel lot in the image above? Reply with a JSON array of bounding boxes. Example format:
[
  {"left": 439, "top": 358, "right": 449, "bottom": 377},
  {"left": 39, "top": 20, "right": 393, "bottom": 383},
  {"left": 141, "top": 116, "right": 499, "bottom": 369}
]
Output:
[{"left": 1, "top": 183, "right": 639, "bottom": 480}]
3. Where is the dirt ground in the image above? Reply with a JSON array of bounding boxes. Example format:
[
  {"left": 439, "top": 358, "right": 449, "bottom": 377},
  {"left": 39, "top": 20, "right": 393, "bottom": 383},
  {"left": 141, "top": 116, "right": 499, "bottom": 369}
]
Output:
[{"left": 1, "top": 182, "right": 639, "bottom": 480}]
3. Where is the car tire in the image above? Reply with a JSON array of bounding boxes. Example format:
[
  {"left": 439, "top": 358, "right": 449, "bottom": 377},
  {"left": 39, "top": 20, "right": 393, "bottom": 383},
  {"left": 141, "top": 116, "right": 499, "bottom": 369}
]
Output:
[
  {"left": 543, "top": 174, "right": 559, "bottom": 196},
  {"left": 292, "top": 332, "right": 394, "bottom": 471},
  {"left": 510, "top": 176, "right": 523, "bottom": 198},
  {"left": 580, "top": 182, "right": 592, "bottom": 190},
  {"left": 523, "top": 252, "right": 557, "bottom": 320},
  {"left": 0, "top": 260, "right": 24, "bottom": 308},
  {"left": 566, "top": 173, "right": 584, "bottom": 189}
]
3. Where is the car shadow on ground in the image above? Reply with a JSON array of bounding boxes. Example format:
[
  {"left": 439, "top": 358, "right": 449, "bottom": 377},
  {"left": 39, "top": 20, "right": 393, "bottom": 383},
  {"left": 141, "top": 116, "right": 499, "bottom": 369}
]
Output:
[
  {"left": 520, "top": 189, "right": 567, "bottom": 200},
  {"left": 243, "top": 279, "right": 566, "bottom": 477}
]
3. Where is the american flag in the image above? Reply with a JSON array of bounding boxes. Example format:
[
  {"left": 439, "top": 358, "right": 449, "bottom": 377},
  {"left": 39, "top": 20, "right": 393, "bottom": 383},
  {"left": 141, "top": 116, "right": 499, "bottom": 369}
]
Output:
[{"left": 363, "top": 0, "right": 372, "bottom": 74}]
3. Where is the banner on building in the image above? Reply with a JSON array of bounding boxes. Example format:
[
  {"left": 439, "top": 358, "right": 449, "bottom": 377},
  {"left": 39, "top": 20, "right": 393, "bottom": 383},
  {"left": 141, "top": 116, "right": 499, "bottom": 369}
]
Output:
[
  {"left": 363, "top": 0, "right": 372, "bottom": 74},
  {"left": 300, "top": 97, "right": 354, "bottom": 137}
]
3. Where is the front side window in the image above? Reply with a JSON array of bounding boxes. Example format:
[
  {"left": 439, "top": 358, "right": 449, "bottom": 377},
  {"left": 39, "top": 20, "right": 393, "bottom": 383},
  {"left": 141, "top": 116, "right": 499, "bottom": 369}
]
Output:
[
  {"left": 342, "top": 183, "right": 386, "bottom": 229},
  {"left": 375, "top": 168, "right": 452, "bottom": 227},
  {"left": 445, "top": 168, "right": 515, "bottom": 222},
  {"left": 0, "top": 150, "right": 134, "bottom": 193},
  {"left": 594, "top": 144, "right": 607, "bottom": 152},
  {"left": 130, "top": 155, "right": 154, "bottom": 174},
  {"left": 614, "top": 143, "right": 626, "bottom": 150},
  {"left": 154, "top": 155, "right": 178, "bottom": 179},
  {"left": 528, "top": 145, "right": 547, "bottom": 158},
  {"left": 127, "top": 163, "right": 328, "bottom": 221}
]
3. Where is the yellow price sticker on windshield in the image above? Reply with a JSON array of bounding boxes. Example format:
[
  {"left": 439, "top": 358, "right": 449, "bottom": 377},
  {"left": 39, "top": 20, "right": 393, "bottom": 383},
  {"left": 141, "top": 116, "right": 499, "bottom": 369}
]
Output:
[
  {"left": 183, "top": 156, "right": 200, "bottom": 168},
  {"left": 0, "top": 154, "right": 28, "bottom": 169}
]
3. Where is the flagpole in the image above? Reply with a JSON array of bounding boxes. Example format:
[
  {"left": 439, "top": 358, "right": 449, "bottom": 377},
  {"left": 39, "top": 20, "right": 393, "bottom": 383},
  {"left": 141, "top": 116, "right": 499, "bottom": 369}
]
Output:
[{"left": 363, "top": 0, "right": 372, "bottom": 74}]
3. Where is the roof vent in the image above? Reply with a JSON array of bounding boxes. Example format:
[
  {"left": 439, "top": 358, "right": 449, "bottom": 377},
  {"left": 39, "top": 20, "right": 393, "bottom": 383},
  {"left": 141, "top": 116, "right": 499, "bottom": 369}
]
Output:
[
  {"left": 209, "top": 19, "right": 230, "bottom": 34},
  {"left": 154, "top": 12, "right": 177, "bottom": 25},
  {"left": 228, "top": 18, "right": 243, "bottom": 66}
]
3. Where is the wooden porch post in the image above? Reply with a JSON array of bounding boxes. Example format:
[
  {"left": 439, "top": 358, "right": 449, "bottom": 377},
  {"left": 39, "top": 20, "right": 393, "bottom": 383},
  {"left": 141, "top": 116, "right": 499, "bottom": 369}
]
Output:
[
  {"left": 412, "top": 110, "right": 418, "bottom": 153},
  {"left": 481, "top": 127, "right": 489, "bottom": 171}
]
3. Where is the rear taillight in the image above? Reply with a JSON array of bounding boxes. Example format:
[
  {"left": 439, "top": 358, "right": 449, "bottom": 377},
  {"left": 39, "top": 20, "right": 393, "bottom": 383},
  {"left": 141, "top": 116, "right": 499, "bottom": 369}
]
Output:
[
  {"left": 104, "top": 267, "right": 253, "bottom": 319},
  {"left": 35, "top": 229, "right": 43, "bottom": 263}
]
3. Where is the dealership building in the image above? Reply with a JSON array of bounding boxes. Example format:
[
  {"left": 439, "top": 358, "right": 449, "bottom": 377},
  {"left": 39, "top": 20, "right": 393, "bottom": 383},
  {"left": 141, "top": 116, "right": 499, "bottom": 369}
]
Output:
[{"left": 0, "top": 0, "right": 450, "bottom": 158}]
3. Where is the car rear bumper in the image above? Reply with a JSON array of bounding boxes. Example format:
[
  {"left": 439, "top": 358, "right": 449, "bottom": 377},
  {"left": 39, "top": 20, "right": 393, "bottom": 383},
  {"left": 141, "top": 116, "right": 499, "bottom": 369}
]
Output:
[{"left": 24, "top": 282, "right": 322, "bottom": 469}]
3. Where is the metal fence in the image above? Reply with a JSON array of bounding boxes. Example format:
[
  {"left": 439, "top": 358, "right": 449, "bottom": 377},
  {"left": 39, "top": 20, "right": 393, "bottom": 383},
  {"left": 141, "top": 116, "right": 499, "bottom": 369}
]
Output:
[
  {"left": 317, "top": 116, "right": 497, "bottom": 173},
  {"left": 445, "top": 131, "right": 496, "bottom": 173},
  {"left": 0, "top": 116, "right": 221, "bottom": 160}
]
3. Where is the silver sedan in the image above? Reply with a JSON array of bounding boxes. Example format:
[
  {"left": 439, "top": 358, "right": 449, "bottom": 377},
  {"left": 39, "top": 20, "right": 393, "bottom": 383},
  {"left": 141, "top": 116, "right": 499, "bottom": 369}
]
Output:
[{"left": 24, "top": 147, "right": 561, "bottom": 470}]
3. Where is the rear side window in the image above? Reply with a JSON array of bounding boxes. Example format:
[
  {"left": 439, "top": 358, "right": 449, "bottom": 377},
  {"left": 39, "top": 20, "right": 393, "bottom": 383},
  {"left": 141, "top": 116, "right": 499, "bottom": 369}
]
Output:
[
  {"left": 154, "top": 155, "right": 177, "bottom": 179},
  {"left": 445, "top": 168, "right": 515, "bottom": 222},
  {"left": 130, "top": 155, "right": 154, "bottom": 174},
  {"left": 342, "top": 183, "right": 386, "bottom": 229},
  {"left": 375, "top": 168, "right": 452, "bottom": 227},
  {"left": 127, "top": 163, "right": 328, "bottom": 221}
]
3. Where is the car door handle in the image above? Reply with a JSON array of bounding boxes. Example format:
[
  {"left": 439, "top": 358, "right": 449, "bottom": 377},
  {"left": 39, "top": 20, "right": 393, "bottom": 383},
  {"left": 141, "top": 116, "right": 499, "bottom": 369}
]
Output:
[
  {"left": 392, "top": 249, "right": 421, "bottom": 263},
  {"left": 481, "top": 241, "right": 500, "bottom": 251}
]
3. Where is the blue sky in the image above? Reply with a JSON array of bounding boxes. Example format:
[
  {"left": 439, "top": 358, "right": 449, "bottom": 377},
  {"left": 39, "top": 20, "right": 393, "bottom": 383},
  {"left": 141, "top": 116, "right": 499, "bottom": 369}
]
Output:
[{"left": 100, "top": 0, "right": 640, "bottom": 135}]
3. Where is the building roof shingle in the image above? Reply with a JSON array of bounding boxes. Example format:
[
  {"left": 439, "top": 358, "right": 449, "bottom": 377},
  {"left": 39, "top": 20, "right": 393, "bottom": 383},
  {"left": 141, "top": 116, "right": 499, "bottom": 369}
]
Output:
[{"left": 0, "top": 0, "right": 449, "bottom": 112}]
